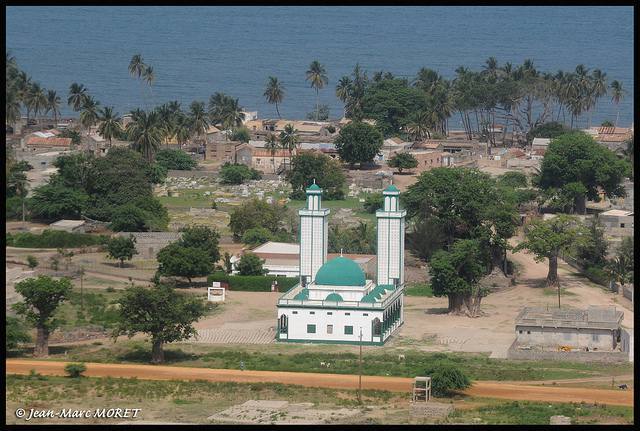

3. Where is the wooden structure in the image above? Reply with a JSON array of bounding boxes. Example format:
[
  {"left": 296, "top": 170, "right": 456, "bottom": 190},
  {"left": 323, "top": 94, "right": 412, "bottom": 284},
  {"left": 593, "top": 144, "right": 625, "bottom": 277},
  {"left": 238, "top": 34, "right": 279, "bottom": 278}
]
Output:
[{"left": 412, "top": 376, "right": 432, "bottom": 402}]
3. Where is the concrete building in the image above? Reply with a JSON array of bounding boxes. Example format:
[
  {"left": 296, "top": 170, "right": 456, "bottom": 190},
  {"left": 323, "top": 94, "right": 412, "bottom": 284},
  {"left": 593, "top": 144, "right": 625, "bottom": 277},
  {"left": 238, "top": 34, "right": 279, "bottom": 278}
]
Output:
[
  {"left": 599, "top": 209, "right": 634, "bottom": 239},
  {"left": 515, "top": 306, "right": 624, "bottom": 351},
  {"left": 48, "top": 219, "right": 86, "bottom": 233},
  {"left": 621, "top": 328, "right": 634, "bottom": 362},
  {"left": 276, "top": 183, "right": 405, "bottom": 345},
  {"left": 115, "top": 232, "right": 182, "bottom": 259},
  {"left": 531, "top": 137, "right": 551, "bottom": 151},
  {"left": 206, "top": 140, "right": 240, "bottom": 165}
]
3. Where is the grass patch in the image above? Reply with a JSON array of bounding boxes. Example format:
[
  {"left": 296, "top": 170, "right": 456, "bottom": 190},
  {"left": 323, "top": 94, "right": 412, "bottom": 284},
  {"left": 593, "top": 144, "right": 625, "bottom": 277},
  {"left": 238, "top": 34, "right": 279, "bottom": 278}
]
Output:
[
  {"left": 447, "top": 399, "right": 633, "bottom": 425},
  {"left": 56, "top": 287, "right": 123, "bottom": 330},
  {"left": 39, "top": 341, "right": 633, "bottom": 382},
  {"left": 542, "top": 287, "right": 576, "bottom": 297},
  {"left": 404, "top": 283, "right": 433, "bottom": 297}
]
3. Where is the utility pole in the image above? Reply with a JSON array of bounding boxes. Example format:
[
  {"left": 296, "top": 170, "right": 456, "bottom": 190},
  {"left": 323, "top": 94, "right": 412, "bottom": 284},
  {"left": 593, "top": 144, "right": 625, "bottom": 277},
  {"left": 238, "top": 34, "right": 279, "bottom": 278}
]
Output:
[
  {"left": 78, "top": 266, "right": 85, "bottom": 312},
  {"left": 358, "top": 327, "right": 363, "bottom": 404},
  {"left": 557, "top": 283, "right": 561, "bottom": 309}
]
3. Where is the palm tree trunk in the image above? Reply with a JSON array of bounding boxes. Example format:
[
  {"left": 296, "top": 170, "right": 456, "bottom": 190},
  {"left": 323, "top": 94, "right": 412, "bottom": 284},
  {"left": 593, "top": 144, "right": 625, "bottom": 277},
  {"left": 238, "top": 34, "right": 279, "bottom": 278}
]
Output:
[
  {"left": 276, "top": 102, "right": 281, "bottom": 119},
  {"left": 615, "top": 108, "right": 620, "bottom": 129},
  {"left": 316, "top": 88, "right": 319, "bottom": 121}
]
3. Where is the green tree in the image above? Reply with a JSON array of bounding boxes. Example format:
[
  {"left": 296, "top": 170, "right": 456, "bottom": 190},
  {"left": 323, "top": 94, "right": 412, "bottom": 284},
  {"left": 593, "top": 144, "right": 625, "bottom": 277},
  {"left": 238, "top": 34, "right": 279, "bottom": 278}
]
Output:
[
  {"left": 279, "top": 123, "right": 300, "bottom": 170},
  {"left": 179, "top": 225, "right": 221, "bottom": 264},
  {"left": 537, "top": 132, "right": 630, "bottom": 214},
  {"left": 574, "top": 215, "right": 608, "bottom": 269},
  {"left": 527, "top": 121, "right": 570, "bottom": 141},
  {"left": 223, "top": 252, "right": 233, "bottom": 274},
  {"left": 497, "top": 171, "right": 528, "bottom": 188},
  {"left": 388, "top": 152, "right": 418, "bottom": 174},
  {"left": 264, "top": 133, "right": 280, "bottom": 174},
  {"left": 287, "top": 152, "right": 346, "bottom": 200},
  {"left": 229, "top": 198, "right": 286, "bottom": 240},
  {"left": 26, "top": 255, "right": 39, "bottom": 270},
  {"left": 306, "top": 104, "right": 330, "bottom": 121},
  {"left": 235, "top": 252, "right": 267, "bottom": 276},
  {"left": 113, "top": 284, "right": 205, "bottom": 363},
  {"left": 264, "top": 76, "right": 285, "bottom": 118},
  {"left": 28, "top": 184, "right": 88, "bottom": 221},
  {"left": 109, "top": 205, "right": 150, "bottom": 232},
  {"left": 107, "top": 235, "right": 138, "bottom": 267},
  {"left": 220, "top": 163, "right": 261, "bottom": 185},
  {"left": 329, "top": 222, "right": 376, "bottom": 254},
  {"left": 67, "top": 82, "right": 88, "bottom": 112},
  {"left": 45, "top": 89, "right": 61, "bottom": 124},
  {"left": 406, "top": 218, "right": 447, "bottom": 262},
  {"left": 97, "top": 106, "right": 123, "bottom": 148},
  {"left": 208, "top": 92, "right": 245, "bottom": 133},
  {"left": 64, "top": 363, "right": 87, "bottom": 378},
  {"left": 428, "top": 362, "right": 472, "bottom": 397},
  {"left": 241, "top": 227, "right": 273, "bottom": 247},
  {"left": 12, "top": 276, "right": 72, "bottom": 357},
  {"left": 429, "top": 239, "right": 488, "bottom": 314},
  {"left": 513, "top": 215, "right": 588, "bottom": 293},
  {"left": 156, "top": 243, "right": 213, "bottom": 284},
  {"left": 334, "top": 121, "right": 384, "bottom": 168},
  {"left": 126, "top": 109, "right": 162, "bottom": 162},
  {"left": 230, "top": 126, "right": 251, "bottom": 143},
  {"left": 6, "top": 316, "right": 32, "bottom": 350},
  {"left": 609, "top": 80, "right": 625, "bottom": 128},
  {"left": 305, "top": 60, "right": 329, "bottom": 121},
  {"left": 362, "top": 193, "right": 383, "bottom": 214},
  {"left": 79, "top": 96, "right": 101, "bottom": 135}
]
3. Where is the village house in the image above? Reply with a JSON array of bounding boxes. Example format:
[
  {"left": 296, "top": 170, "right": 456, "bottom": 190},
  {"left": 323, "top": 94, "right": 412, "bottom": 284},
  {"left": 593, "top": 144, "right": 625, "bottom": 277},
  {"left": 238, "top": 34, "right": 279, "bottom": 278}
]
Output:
[
  {"left": 598, "top": 209, "right": 634, "bottom": 239},
  {"left": 514, "top": 306, "right": 624, "bottom": 351},
  {"left": 230, "top": 241, "right": 376, "bottom": 279},
  {"left": 48, "top": 219, "right": 86, "bottom": 233},
  {"left": 379, "top": 137, "right": 412, "bottom": 162},
  {"left": 22, "top": 130, "right": 72, "bottom": 151},
  {"left": 531, "top": 137, "right": 551, "bottom": 151}
]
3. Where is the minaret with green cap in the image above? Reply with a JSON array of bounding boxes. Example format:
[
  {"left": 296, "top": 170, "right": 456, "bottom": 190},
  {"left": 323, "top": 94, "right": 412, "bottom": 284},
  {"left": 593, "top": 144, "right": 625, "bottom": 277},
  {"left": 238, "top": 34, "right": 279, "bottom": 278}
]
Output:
[
  {"left": 376, "top": 182, "right": 406, "bottom": 286},
  {"left": 298, "top": 179, "right": 329, "bottom": 286}
]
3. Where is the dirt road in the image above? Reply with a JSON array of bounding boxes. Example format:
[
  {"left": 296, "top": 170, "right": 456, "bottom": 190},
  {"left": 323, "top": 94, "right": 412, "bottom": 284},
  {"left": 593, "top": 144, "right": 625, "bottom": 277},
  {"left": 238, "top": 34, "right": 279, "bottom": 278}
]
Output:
[{"left": 6, "top": 359, "right": 633, "bottom": 407}]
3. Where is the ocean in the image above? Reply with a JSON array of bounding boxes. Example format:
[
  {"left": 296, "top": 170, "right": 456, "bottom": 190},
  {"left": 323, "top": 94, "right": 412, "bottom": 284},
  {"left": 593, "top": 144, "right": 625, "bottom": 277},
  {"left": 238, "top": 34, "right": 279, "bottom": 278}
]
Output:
[{"left": 6, "top": 6, "right": 634, "bottom": 127}]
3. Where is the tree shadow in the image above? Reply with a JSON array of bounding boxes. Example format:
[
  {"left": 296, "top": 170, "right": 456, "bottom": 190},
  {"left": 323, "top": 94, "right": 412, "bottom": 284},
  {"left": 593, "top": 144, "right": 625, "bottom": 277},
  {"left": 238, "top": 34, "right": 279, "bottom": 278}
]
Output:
[
  {"left": 103, "top": 262, "right": 134, "bottom": 269},
  {"left": 424, "top": 307, "right": 450, "bottom": 315},
  {"left": 117, "top": 346, "right": 202, "bottom": 364}
]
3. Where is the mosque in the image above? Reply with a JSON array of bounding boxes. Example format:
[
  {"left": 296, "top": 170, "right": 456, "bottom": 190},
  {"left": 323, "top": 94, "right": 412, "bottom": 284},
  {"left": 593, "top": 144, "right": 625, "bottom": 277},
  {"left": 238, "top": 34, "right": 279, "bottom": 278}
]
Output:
[{"left": 276, "top": 181, "right": 405, "bottom": 345}]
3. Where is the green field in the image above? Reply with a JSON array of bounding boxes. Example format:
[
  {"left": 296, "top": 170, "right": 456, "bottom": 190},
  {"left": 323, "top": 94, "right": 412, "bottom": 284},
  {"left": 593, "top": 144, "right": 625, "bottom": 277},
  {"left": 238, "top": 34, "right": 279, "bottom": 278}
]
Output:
[
  {"left": 404, "top": 283, "right": 433, "bottom": 297},
  {"left": 32, "top": 340, "right": 633, "bottom": 382}
]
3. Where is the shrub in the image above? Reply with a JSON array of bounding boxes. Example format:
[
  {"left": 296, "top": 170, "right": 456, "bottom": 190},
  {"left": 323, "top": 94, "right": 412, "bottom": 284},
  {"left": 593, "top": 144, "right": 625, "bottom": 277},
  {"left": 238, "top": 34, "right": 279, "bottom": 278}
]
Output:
[
  {"left": 26, "top": 255, "right": 39, "bottom": 269},
  {"left": 207, "top": 272, "right": 298, "bottom": 292},
  {"left": 427, "top": 361, "right": 471, "bottom": 396},
  {"left": 584, "top": 265, "right": 609, "bottom": 287},
  {"left": 6, "top": 230, "right": 108, "bottom": 248},
  {"left": 241, "top": 227, "right": 273, "bottom": 246},
  {"left": 155, "top": 149, "right": 197, "bottom": 171},
  {"left": 6, "top": 196, "right": 26, "bottom": 220},
  {"left": 220, "top": 163, "right": 262, "bottom": 185},
  {"left": 64, "top": 362, "right": 87, "bottom": 378}
]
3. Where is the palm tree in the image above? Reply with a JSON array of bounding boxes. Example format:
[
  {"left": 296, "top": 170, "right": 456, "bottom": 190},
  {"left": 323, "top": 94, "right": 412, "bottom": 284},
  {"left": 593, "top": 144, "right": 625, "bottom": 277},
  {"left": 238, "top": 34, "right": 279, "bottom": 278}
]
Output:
[
  {"left": 188, "top": 101, "right": 210, "bottom": 143},
  {"left": 588, "top": 69, "right": 607, "bottom": 127},
  {"left": 45, "top": 90, "right": 61, "bottom": 124},
  {"left": 606, "top": 255, "right": 632, "bottom": 293},
  {"left": 126, "top": 109, "right": 162, "bottom": 162},
  {"left": 208, "top": 92, "right": 245, "bottom": 136},
  {"left": 79, "top": 96, "right": 101, "bottom": 135},
  {"left": 335, "top": 76, "right": 352, "bottom": 118},
  {"left": 279, "top": 123, "right": 299, "bottom": 171},
  {"left": 26, "top": 82, "right": 47, "bottom": 124},
  {"left": 142, "top": 65, "right": 155, "bottom": 104},
  {"left": 406, "top": 110, "right": 432, "bottom": 141},
  {"left": 610, "top": 80, "right": 625, "bottom": 128},
  {"left": 6, "top": 88, "right": 21, "bottom": 126},
  {"left": 264, "top": 76, "right": 285, "bottom": 118},
  {"left": 68, "top": 83, "right": 88, "bottom": 112},
  {"left": 174, "top": 113, "right": 192, "bottom": 148},
  {"left": 98, "top": 106, "right": 123, "bottom": 148},
  {"left": 305, "top": 60, "right": 328, "bottom": 121},
  {"left": 264, "top": 133, "right": 279, "bottom": 174},
  {"left": 128, "top": 54, "right": 145, "bottom": 79}
]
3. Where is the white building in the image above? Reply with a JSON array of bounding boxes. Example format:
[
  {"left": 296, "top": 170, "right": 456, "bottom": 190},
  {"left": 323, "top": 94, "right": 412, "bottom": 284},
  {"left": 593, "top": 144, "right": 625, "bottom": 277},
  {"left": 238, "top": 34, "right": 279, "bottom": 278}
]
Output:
[{"left": 276, "top": 183, "right": 405, "bottom": 345}]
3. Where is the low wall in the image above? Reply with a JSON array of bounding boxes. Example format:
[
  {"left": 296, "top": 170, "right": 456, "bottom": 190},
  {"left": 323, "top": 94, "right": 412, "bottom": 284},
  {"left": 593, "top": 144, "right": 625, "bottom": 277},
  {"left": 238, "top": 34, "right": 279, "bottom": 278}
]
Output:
[
  {"left": 622, "top": 285, "right": 634, "bottom": 303},
  {"left": 167, "top": 169, "right": 219, "bottom": 178},
  {"left": 507, "top": 342, "right": 628, "bottom": 363}
]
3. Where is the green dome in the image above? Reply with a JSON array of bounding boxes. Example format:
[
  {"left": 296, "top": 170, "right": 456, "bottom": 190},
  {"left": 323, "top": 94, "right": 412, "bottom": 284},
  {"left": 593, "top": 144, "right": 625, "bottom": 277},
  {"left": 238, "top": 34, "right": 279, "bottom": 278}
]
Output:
[
  {"left": 384, "top": 184, "right": 399, "bottom": 193},
  {"left": 307, "top": 183, "right": 321, "bottom": 191},
  {"left": 293, "top": 288, "right": 309, "bottom": 300},
  {"left": 325, "top": 292, "right": 343, "bottom": 302},
  {"left": 315, "top": 257, "right": 366, "bottom": 287}
]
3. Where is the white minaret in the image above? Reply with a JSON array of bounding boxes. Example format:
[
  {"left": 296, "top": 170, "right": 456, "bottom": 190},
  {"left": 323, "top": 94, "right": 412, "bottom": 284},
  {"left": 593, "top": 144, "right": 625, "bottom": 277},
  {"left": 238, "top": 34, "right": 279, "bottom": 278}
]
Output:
[
  {"left": 298, "top": 180, "right": 329, "bottom": 286},
  {"left": 376, "top": 184, "right": 406, "bottom": 287}
]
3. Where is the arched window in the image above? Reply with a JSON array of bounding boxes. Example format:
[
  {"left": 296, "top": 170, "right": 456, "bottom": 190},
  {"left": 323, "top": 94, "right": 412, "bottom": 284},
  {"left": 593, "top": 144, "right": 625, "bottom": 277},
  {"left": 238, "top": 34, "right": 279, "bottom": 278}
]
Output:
[
  {"left": 279, "top": 314, "right": 288, "bottom": 334},
  {"left": 372, "top": 318, "right": 382, "bottom": 336}
]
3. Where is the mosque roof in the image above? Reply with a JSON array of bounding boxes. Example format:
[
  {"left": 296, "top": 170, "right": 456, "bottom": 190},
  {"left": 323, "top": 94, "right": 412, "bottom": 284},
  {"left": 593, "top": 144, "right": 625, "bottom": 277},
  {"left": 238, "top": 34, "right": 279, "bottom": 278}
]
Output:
[
  {"left": 293, "top": 288, "right": 309, "bottom": 300},
  {"left": 315, "top": 256, "right": 366, "bottom": 287},
  {"left": 384, "top": 184, "right": 399, "bottom": 193},
  {"left": 307, "top": 183, "right": 321, "bottom": 191},
  {"left": 325, "top": 292, "right": 344, "bottom": 302}
]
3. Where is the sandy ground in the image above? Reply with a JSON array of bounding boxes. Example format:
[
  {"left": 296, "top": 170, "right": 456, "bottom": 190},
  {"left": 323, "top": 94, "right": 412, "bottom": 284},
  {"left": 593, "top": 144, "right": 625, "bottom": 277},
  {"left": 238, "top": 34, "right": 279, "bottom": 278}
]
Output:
[{"left": 6, "top": 359, "right": 633, "bottom": 407}]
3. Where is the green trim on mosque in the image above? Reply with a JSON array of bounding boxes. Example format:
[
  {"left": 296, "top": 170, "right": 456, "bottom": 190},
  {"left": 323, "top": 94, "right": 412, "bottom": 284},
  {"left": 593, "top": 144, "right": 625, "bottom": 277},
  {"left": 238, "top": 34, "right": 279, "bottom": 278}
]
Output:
[
  {"left": 314, "top": 256, "right": 366, "bottom": 287},
  {"left": 307, "top": 183, "right": 321, "bottom": 191},
  {"left": 293, "top": 288, "right": 309, "bottom": 300},
  {"left": 384, "top": 184, "right": 399, "bottom": 193}
]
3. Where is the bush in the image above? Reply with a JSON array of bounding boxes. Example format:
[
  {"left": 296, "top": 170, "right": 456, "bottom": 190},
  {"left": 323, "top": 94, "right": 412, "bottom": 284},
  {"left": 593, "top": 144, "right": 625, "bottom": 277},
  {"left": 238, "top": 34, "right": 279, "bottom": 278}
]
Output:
[
  {"left": 584, "top": 265, "right": 609, "bottom": 287},
  {"left": 241, "top": 227, "right": 273, "bottom": 246},
  {"left": 155, "top": 149, "right": 198, "bottom": 171},
  {"left": 427, "top": 361, "right": 471, "bottom": 396},
  {"left": 6, "top": 230, "right": 108, "bottom": 249},
  {"left": 64, "top": 362, "right": 87, "bottom": 378},
  {"left": 26, "top": 255, "right": 39, "bottom": 269},
  {"left": 207, "top": 272, "right": 298, "bottom": 292},
  {"left": 6, "top": 196, "right": 26, "bottom": 220},
  {"left": 220, "top": 163, "right": 262, "bottom": 185}
]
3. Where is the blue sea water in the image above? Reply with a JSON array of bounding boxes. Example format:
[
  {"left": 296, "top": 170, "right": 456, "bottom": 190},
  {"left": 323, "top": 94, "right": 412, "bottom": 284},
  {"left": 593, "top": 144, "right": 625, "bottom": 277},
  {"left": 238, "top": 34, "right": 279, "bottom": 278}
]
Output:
[{"left": 6, "top": 6, "right": 634, "bottom": 127}]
